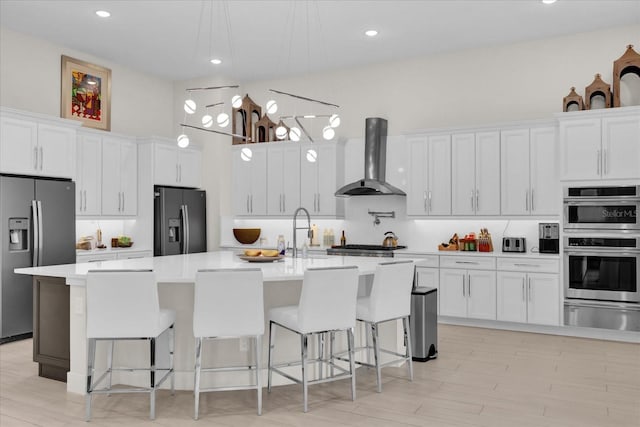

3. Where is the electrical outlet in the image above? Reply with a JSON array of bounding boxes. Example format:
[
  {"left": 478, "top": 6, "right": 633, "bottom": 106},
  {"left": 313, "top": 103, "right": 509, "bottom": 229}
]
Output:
[{"left": 239, "top": 337, "right": 248, "bottom": 352}]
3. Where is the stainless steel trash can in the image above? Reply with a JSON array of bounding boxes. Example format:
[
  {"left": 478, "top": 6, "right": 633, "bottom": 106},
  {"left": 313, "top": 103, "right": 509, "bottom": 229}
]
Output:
[{"left": 410, "top": 286, "right": 438, "bottom": 361}]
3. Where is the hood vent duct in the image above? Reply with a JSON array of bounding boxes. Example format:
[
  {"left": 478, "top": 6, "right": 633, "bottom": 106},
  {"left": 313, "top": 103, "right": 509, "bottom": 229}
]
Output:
[{"left": 335, "top": 117, "right": 406, "bottom": 197}]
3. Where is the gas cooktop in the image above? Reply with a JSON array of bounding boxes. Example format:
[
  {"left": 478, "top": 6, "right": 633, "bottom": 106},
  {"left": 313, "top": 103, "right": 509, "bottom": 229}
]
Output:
[{"left": 326, "top": 244, "right": 407, "bottom": 257}]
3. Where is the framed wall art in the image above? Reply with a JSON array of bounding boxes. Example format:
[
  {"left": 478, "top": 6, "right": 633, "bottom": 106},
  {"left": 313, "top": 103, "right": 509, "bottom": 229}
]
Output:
[{"left": 60, "top": 55, "right": 111, "bottom": 131}]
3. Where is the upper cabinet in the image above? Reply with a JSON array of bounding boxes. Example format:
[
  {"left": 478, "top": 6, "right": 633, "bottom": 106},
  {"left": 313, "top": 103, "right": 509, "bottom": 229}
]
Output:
[
  {"left": 76, "top": 131, "right": 102, "bottom": 216},
  {"left": 232, "top": 145, "right": 267, "bottom": 216},
  {"left": 101, "top": 135, "right": 137, "bottom": 216},
  {"left": 559, "top": 107, "right": 640, "bottom": 181},
  {"left": 501, "top": 125, "right": 558, "bottom": 215},
  {"left": 267, "top": 143, "right": 300, "bottom": 216},
  {"left": 153, "top": 142, "right": 201, "bottom": 188},
  {"left": 407, "top": 134, "right": 451, "bottom": 216},
  {"left": 0, "top": 108, "right": 79, "bottom": 179},
  {"left": 300, "top": 142, "right": 344, "bottom": 217},
  {"left": 451, "top": 131, "right": 500, "bottom": 216}
]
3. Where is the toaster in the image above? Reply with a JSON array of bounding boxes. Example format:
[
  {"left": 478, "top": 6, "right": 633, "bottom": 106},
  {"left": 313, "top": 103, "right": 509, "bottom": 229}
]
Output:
[{"left": 502, "top": 237, "right": 526, "bottom": 253}]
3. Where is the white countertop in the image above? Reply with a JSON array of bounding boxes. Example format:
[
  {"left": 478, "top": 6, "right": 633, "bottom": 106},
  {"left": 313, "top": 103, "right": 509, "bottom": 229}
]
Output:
[{"left": 16, "top": 251, "right": 396, "bottom": 285}]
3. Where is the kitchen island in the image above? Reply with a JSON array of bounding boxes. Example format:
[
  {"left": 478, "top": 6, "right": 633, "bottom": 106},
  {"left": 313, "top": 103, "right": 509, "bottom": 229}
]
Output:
[{"left": 15, "top": 251, "right": 402, "bottom": 394}]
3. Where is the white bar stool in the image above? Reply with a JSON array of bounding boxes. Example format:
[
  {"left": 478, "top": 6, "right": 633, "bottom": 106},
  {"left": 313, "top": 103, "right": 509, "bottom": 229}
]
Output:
[
  {"left": 354, "top": 260, "right": 415, "bottom": 392},
  {"left": 193, "top": 268, "right": 264, "bottom": 419},
  {"left": 85, "top": 269, "right": 175, "bottom": 421},
  {"left": 267, "top": 266, "right": 359, "bottom": 413}
]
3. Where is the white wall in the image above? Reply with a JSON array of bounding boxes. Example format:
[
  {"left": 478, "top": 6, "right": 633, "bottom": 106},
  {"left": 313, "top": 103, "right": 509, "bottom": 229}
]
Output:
[{"left": 0, "top": 27, "right": 174, "bottom": 137}]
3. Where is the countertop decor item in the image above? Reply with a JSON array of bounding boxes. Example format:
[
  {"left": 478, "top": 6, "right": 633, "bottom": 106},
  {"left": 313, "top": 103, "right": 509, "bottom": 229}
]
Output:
[
  {"left": 60, "top": 55, "right": 111, "bottom": 131},
  {"left": 238, "top": 254, "right": 283, "bottom": 262},
  {"left": 562, "top": 87, "right": 584, "bottom": 112},
  {"left": 233, "top": 228, "right": 261, "bottom": 244},
  {"left": 585, "top": 74, "right": 612, "bottom": 110},
  {"left": 613, "top": 44, "right": 640, "bottom": 107},
  {"left": 438, "top": 233, "right": 459, "bottom": 251}
]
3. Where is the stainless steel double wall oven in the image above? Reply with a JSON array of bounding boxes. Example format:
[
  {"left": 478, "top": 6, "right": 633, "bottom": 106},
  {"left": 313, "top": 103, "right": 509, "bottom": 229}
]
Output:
[{"left": 563, "top": 185, "right": 640, "bottom": 331}]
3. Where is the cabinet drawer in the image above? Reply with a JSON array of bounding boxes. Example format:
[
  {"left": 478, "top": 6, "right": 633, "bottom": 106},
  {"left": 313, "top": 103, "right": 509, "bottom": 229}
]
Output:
[
  {"left": 440, "top": 255, "right": 495, "bottom": 270},
  {"left": 497, "top": 257, "right": 559, "bottom": 273},
  {"left": 396, "top": 254, "right": 439, "bottom": 268},
  {"left": 76, "top": 253, "right": 117, "bottom": 263}
]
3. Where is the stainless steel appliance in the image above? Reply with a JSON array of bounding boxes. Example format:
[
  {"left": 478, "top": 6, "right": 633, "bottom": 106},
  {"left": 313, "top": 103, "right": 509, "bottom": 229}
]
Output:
[
  {"left": 0, "top": 175, "right": 75, "bottom": 341},
  {"left": 502, "top": 237, "right": 526, "bottom": 253},
  {"left": 326, "top": 244, "right": 406, "bottom": 257},
  {"left": 563, "top": 185, "right": 640, "bottom": 231},
  {"left": 335, "top": 117, "right": 406, "bottom": 196},
  {"left": 154, "top": 186, "right": 206, "bottom": 256},
  {"left": 539, "top": 223, "right": 559, "bottom": 254},
  {"left": 564, "top": 234, "right": 639, "bottom": 303},
  {"left": 410, "top": 287, "right": 438, "bottom": 361}
]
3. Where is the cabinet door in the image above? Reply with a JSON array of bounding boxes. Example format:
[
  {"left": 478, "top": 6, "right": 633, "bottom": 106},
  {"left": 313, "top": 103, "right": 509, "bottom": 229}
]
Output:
[
  {"left": 530, "top": 126, "right": 559, "bottom": 215},
  {"left": 266, "top": 146, "right": 285, "bottom": 215},
  {"left": 315, "top": 144, "right": 337, "bottom": 216},
  {"left": 451, "top": 133, "right": 476, "bottom": 215},
  {"left": 416, "top": 267, "right": 440, "bottom": 313},
  {"left": 0, "top": 116, "right": 38, "bottom": 175},
  {"left": 154, "top": 144, "right": 178, "bottom": 185},
  {"left": 232, "top": 148, "right": 252, "bottom": 215},
  {"left": 500, "top": 129, "right": 530, "bottom": 215},
  {"left": 527, "top": 273, "right": 560, "bottom": 326},
  {"left": 602, "top": 114, "right": 640, "bottom": 180},
  {"left": 559, "top": 118, "right": 601, "bottom": 180},
  {"left": 101, "top": 137, "right": 122, "bottom": 215},
  {"left": 497, "top": 272, "right": 527, "bottom": 323},
  {"left": 475, "top": 131, "right": 500, "bottom": 216},
  {"left": 37, "top": 123, "right": 76, "bottom": 179},
  {"left": 119, "top": 141, "right": 137, "bottom": 215},
  {"left": 248, "top": 146, "right": 267, "bottom": 216},
  {"left": 281, "top": 145, "right": 300, "bottom": 215},
  {"left": 76, "top": 134, "right": 102, "bottom": 216},
  {"left": 178, "top": 148, "right": 202, "bottom": 188},
  {"left": 428, "top": 135, "right": 452, "bottom": 215},
  {"left": 439, "top": 269, "right": 467, "bottom": 317},
  {"left": 467, "top": 270, "right": 496, "bottom": 320},
  {"left": 407, "top": 136, "right": 429, "bottom": 215}
]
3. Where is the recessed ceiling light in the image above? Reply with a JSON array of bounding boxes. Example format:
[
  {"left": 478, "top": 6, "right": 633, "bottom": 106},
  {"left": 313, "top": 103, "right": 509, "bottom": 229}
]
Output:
[
  {"left": 365, "top": 29, "right": 378, "bottom": 37},
  {"left": 541, "top": 0, "right": 557, "bottom": 4},
  {"left": 95, "top": 10, "right": 111, "bottom": 18},
  {"left": 210, "top": 58, "right": 222, "bottom": 65}
]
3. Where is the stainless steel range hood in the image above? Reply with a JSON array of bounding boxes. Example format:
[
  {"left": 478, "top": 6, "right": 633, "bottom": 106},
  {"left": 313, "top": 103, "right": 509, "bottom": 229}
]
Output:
[{"left": 335, "top": 117, "right": 406, "bottom": 197}]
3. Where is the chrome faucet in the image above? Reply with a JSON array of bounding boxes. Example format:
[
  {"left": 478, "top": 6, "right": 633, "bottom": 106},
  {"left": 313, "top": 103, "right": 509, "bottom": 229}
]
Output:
[{"left": 292, "top": 207, "right": 311, "bottom": 258}]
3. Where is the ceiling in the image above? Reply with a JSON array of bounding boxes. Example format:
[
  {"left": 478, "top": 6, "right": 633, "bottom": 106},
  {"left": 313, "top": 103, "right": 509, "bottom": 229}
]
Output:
[{"left": 1, "top": 1, "right": 639, "bottom": 83}]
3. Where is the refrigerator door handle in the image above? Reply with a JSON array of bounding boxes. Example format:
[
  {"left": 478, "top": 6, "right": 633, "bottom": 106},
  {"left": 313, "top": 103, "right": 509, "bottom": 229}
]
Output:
[
  {"left": 180, "top": 205, "right": 188, "bottom": 254},
  {"left": 37, "top": 200, "right": 43, "bottom": 266},
  {"left": 184, "top": 205, "right": 190, "bottom": 254},
  {"left": 32, "top": 200, "right": 39, "bottom": 266}
]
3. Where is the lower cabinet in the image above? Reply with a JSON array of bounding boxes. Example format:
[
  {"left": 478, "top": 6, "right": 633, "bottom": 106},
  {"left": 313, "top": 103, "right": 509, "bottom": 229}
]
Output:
[
  {"left": 439, "top": 264, "right": 496, "bottom": 320},
  {"left": 76, "top": 250, "right": 153, "bottom": 263}
]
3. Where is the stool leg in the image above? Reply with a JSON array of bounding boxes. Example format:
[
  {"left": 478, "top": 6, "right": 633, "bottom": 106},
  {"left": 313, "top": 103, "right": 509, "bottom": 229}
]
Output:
[
  {"left": 267, "top": 321, "right": 275, "bottom": 393},
  {"left": 371, "top": 322, "right": 382, "bottom": 393},
  {"left": 255, "top": 335, "right": 262, "bottom": 415},
  {"left": 329, "top": 331, "right": 335, "bottom": 377},
  {"left": 301, "top": 334, "right": 308, "bottom": 413},
  {"left": 193, "top": 337, "right": 203, "bottom": 420},
  {"left": 150, "top": 337, "right": 156, "bottom": 420},
  {"left": 403, "top": 316, "right": 414, "bottom": 381},
  {"left": 106, "top": 340, "right": 114, "bottom": 395},
  {"left": 170, "top": 324, "right": 175, "bottom": 395},
  {"left": 85, "top": 338, "right": 96, "bottom": 421},
  {"left": 347, "top": 328, "right": 356, "bottom": 401},
  {"left": 365, "top": 321, "right": 371, "bottom": 365},
  {"left": 317, "top": 333, "right": 324, "bottom": 380}
]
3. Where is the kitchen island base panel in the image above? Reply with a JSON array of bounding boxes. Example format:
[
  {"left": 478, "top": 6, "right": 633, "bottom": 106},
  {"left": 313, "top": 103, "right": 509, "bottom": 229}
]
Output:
[{"left": 65, "top": 279, "right": 402, "bottom": 394}]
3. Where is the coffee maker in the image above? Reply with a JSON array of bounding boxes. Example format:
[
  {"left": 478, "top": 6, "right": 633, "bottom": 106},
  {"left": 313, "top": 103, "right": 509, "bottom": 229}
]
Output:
[{"left": 539, "top": 223, "right": 559, "bottom": 254}]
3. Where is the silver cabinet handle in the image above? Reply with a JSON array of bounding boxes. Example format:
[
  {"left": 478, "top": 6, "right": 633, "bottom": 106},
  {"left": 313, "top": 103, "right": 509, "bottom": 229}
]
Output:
[
  {"left": 468, "top": 274, "right": 471, "bottom": 296},
  {"left": 522, "top": 278, "right": 526, "bottom": 302},
  {"left": 283, "top": 194, "right": 286, "bottom": 212},
  {"left": 39, "top": 146, "right": 43, "bottom": 170},
  {"left": 455, "top": 260, "right": 480, "bottom": 265},
  {"left": 603, "top": 150, "right": 608, "bottom": 175},
  {"left": 525, "top": 189, "right": 529, "bottom": 212},
  {"left": 250, "top": 194, "right": 253, "bottom": 213},
  {"left": 33, "top": 147, "right": 38, "bottom": 170},
  {"left": 247, "top": 195, "right": 250, "bottom": 213},
  {"left": 79, "top": 190, "right": 83, "bottom": 211},
  {"left": 476, "top": 190, "right": 479, "bottom": 212},
  {"left": 428, "top": 191, "right": 432, "bottom": 212},
  {"left": 83, "top": 190, "right": 87, "bottom": 211},
  {"left": 514, "top": 263, "right": 540, "bottom": 268},
  {"left": 462, "top": 275, "right": 466, "bottom": 297},
  {"left": 423, "top": 191, "right": 428, "bottom": 212},
  {"left": 118, "top": 192, "right": 121, "bottom": 211},
  {"left": 122, "top": 192, "right": 125, "bottom": 212},
  {"left": 597, "top": 150, "right": 601, "bottom": 176},
  {"left": 528, "top": 277, "right": 532, "bottom": 300},
  {"left": 317, "top": 194, "right": 320, "bottom": 212},
  {"left": 531, "top": 188, "right": 535, "bottom": 212},
  {"left": 470, "top": 190, "right": 474, "bottom": 211}
]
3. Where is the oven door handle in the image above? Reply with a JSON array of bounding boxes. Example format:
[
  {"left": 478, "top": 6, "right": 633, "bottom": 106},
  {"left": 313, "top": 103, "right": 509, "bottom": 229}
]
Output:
[
  {"left": 564, "top": 299, "right": 640, "bottom": 311},
  {"left": 565, "top": 249, "right": 640, "bottom": 256}
]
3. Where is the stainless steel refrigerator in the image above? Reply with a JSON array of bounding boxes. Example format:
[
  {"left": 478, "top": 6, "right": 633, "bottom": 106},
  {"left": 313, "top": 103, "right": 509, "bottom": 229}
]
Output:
[
  {"left": 0, "top": 175, "right": 75, "bottom": 341},
  {"left": 154, "top": 186, "right": 206, "bottom": 256}
]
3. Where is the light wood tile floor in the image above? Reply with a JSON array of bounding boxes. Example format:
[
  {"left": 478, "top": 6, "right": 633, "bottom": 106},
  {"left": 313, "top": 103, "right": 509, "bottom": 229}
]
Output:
[{"left": 1, "top": 325, "right": 639, "bottom": 426}]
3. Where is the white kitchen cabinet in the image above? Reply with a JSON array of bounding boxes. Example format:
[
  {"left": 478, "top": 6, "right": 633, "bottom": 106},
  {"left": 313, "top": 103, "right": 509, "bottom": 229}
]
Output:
[
  {"left": 116, "top": 249, "right": 153, "bottom": 260},
  {"left": 76, "top": 132, "right": 102, "bottom": 215},
  {"left": 101, "top": 135, "right": 137, "bottom": 216},
  {"left": 496, "top": 257, "right": 560, "bottom": 326},
  {"left": 153, "top": 143, "right": 201, "bottom": 188},
  {"left": 232, "top": 145, "right": 267, "bottom": 216},
  {"left": 300, "top": 142, "right": 344, "bottom": 217},
  {"left": 267, "top": 143, "right": 300, "bottom": 215},
  {"left": 451, "top": 131, "right": 500, "bottom": 216},
  {"left": 407, "top": 134, "right": 451, "bottom": 216},
  {"left": 439, "top": 256, "right": 496, "bottom": 320},
  {"left": 76, "top": 252, "right": 117, "bottom": 263},
  {"left": 501, "top": 125, "right": 558, "bottom": 216},
  {"left": 0, "top": 110, "right": 78, "bottom": 179},
  {"left": 415, "top": 266, "right": 440, "bottom": 313},
  {"left": 559, "top": 107, "right": 640, "bottom": 181}
]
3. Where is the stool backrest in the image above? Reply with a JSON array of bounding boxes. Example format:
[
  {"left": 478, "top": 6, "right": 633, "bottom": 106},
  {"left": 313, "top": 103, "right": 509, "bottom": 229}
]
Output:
[
  {"left": 86, "top": 270, "right": 160, "bottom": 339},
  {"left": 193, "top": 268, "right": 264, "bottom": 338},
  {"left": 299, "top": 266, "right": 359, "bottom": 332},
  {"left": 368, "top": 261, "right": 415, "bottom": 321}
]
